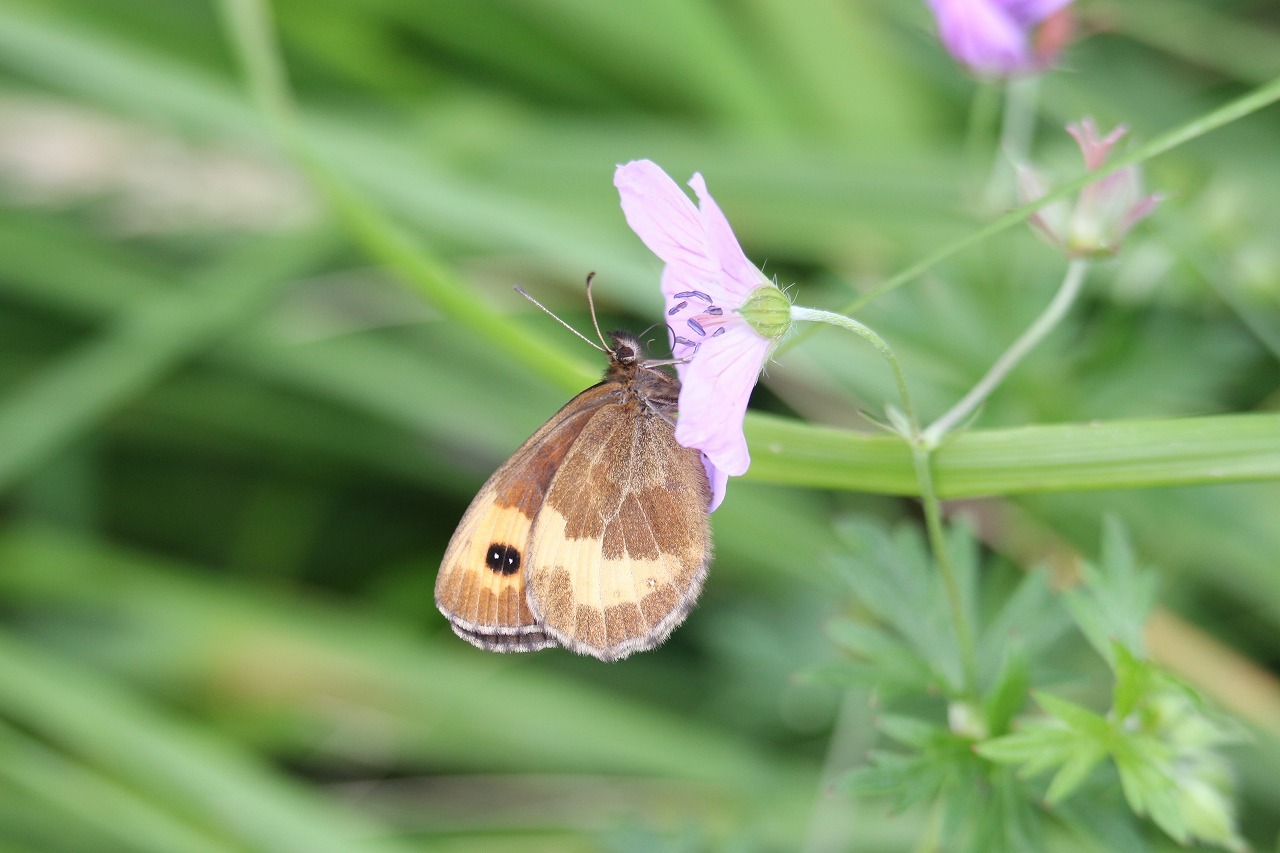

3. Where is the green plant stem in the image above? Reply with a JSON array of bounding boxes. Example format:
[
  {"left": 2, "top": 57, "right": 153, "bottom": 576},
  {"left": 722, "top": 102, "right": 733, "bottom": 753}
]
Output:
[
  {"left": 923, "top": 259, "right": 1089, "bottom": 446},
  {"left": 791, "top": 306, "right": 977, "bottom": 695},
  {"left": 913, "top": 443, "right": 978, "bottom": 697},
  {"left": 965, "top": 80, "right": 1002, "bottom": 185},
  {"left": 983, "top": 75, "right": 1040, "bottom": 211},
  {"left": 790, "top": 307, "right": 920, "bottom": 435}
]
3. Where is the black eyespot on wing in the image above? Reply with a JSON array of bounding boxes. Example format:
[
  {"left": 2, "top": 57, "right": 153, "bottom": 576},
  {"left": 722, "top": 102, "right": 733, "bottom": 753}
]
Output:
[{"left": 486, "top": 543, "right": 521, "bottom": 575}]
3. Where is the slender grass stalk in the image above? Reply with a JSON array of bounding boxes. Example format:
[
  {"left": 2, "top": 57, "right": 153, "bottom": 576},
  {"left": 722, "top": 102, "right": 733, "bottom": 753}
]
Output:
[
  {"left": 216, "top": 0, "right": 596, "bottom": 392},
  {"left": 772, "top": 70, "right": 1280, "bottom": 363}
]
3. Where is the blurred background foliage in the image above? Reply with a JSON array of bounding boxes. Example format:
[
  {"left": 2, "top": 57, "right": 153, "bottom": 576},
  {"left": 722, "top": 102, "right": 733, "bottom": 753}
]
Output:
[{"left": 0, "top": 0, "right": 1277, "bottom": 850}]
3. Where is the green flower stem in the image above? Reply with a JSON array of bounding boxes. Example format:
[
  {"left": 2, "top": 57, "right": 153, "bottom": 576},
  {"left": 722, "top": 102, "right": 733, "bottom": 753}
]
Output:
[
  {"left": 965, "top": 80, "right": 1002, "bottom": 185},
  {"left": 983, "top": 75, "right": 1040, "bottom": 210},
  {"left": 911, "top": 443, "right": 978, "bottom": 697},
  {"left": 791, "top": 306, "right": 978, "bottom": 696},
  {"left": 790, "top": 307, "right": 920, "bottom": 435},
  {"left": 922, "top": 259, "right": 1089, "bottom": 447}
]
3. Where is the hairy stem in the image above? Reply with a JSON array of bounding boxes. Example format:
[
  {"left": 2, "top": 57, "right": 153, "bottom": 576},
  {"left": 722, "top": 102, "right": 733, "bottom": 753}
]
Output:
[{"left": 923, "top": 259, "right": 1089, "bottom": 446}]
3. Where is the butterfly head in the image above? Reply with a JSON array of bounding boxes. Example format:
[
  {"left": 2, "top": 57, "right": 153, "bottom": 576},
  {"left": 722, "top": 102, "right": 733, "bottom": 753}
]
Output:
[{"left": 607, "top": 331, "right": 644, "bottom": 367}]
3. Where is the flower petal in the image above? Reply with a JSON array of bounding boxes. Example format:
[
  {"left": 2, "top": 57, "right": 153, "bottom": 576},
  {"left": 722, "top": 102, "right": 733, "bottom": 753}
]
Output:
[
  {"left": 674, "top": 326, "right": 771, "bottom": 477},
  {"left": 702, "top": 454, "right": 729, "bottom": 513},
  {"left": 1006, "top": 0, "right": 1072, "bottom": 26},
  {"left": 928, "top": 0, "right": 1031, "bottom": 75},
  {"left": 615, "top": 160, "right": 716, "bottom": 279},
  {"left": 688, "top": 173, "right": 763, "bottom": 302}
]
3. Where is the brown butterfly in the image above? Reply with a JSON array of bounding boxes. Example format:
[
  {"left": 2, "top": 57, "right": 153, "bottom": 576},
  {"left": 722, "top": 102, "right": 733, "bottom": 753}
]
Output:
[{"left": 435, "top": 282, "right": 713, "bottom": 661}]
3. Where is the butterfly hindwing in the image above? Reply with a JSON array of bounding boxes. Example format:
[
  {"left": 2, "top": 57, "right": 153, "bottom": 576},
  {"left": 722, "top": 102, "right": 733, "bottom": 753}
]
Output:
[{"left": 524, "top": 367, "right": 712, "bottom": 661}]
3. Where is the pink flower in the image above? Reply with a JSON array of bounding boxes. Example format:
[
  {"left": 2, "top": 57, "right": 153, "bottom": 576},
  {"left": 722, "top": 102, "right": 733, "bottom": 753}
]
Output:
[
  {"left": 614, "top": 160, "right": 790, "bottom": 512},
  {"left": 926, "top": 0, "right": 1074, "bottom": 77},
  {"left": 1018, "top": 118, "right": 1161, "bottom": 257}
]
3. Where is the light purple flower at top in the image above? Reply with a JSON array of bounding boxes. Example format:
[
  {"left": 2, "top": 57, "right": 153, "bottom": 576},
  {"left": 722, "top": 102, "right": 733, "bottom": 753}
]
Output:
[
  {"left": 926, "top": 0, "right": 1074, "bottom": 77},
  {"left": 1017, "top": 118, "right": 1161, "bottom": 257},
  {"left": 614, "top": 160, "right": 790, "bottom": 512}
]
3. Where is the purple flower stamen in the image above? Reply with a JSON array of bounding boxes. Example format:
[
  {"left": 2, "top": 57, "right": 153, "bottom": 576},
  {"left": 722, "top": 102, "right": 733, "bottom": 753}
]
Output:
[
  {"left": 705, "top": 306, "right": 723, "bottom": 316},
  {"left": 712, "top": 327, "right": 726, "bottom": 337},
  {"left": 668, "top": 300, "right": 688, "bottom": 315},
  {"left": 688, "top": 318, "right": 706, "bottom": 337},
  {"left": 673, "top": 335, "right": 696, "bottom": 348},
  {"left": 674, "top": 290, "right": 713, "bottom": 303}
]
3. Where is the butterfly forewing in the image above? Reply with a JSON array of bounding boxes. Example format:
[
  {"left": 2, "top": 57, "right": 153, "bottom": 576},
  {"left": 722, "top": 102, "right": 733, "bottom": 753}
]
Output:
[{"left": 434, "top": 390, "right": 612, "bottom": 651}]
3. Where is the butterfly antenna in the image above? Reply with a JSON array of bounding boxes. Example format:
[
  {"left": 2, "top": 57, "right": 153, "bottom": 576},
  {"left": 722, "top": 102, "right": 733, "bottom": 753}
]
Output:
[
  {"left": 513, "top": 285, "right": 607, "bottom": 353},
  {"left": 583, "top": 272, "right": 611, "bottom": 351}
]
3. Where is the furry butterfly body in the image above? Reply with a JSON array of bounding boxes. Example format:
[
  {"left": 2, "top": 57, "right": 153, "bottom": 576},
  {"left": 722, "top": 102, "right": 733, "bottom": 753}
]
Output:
[{"left": 435, "top": 332, "right": 712, "bottom": 661}]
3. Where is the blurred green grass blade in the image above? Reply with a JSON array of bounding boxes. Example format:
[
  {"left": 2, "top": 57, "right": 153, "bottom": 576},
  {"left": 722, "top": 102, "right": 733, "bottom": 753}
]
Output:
[
  {"left": 4, "top": 204, "right": 1273, "bottom": 502},
  {"left": 1093, "top": 0, "right": 1280, "bottom": 85},
  {"left": 0, "top": 628, "right": 418, "bottom": 853},
  {"left": 0, "top": 0, "right": 260, "bottom": 135},
  {"left": 736, "top": 0, "right": 929, "bottom": 144},
  {"left": 0, "top": 209, "right": 558, "bottom": 459},
  {"left": 746, "top": 412, "right": 1280, "bottom": 497},
  {"left": 220, "top": 0, "right": 598, "bottom": 392},
  {"left": 0, "top": 232, "right": 332, "bottom": 494},
  {"left": 0, "top": 210, "right": 167, "bottom": 313},
  {"left": 0, "top": 525, "right": 815, "bottom": 800},
  {"left": 508, "top": 0, "right": 787, "bottom": 133},
  {"left": 0, "top": 718, "right": 235, "bottom": 853}
]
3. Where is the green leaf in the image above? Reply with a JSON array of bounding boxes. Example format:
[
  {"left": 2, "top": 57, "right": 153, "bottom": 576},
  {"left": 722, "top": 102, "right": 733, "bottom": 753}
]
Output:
[
  {"left": 982, "top": 649, "right": 1031, "bottom": 737},
  {"left": 1043, "top": 741, "right": 1108, "bottom": 804},
  {"left": 976, "top": 727, "right": 1077, "bottom": 778},
  {"left": 1064, "top": 519, "right": 1158, "bottom": 665},
  {"left": 975, "top": 567, "right": 1070, "bottom": 688},
  {"left": 1033, "top": 692, "right": 1111, "bottom": 740},
  {"left": 828, "top": 519, "right": 966, "bottom": 693},
  {"left": 745, "top": 411, "right": 1280, "bottom": 496},
  {"left": 878, "top": 715, "right": 940, "bottom": 750}
]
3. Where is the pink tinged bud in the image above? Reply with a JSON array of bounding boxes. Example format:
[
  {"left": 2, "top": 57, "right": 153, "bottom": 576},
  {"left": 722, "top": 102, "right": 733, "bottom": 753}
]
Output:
[{"left": 1018, "top": 118, "right": 1161, "bottom": 258}]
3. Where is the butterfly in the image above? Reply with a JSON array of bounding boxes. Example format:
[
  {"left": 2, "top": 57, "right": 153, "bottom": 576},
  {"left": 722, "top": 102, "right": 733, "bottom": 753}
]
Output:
[{"left": 435, "top": 283, "right": 713, "bottom": 661}]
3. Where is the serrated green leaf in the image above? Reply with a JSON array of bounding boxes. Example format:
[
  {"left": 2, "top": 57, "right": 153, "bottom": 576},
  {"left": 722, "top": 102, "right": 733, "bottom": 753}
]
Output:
[
  {"left": 792, "top": 661, "right": 872, "bottom": 686},
  {"left": 1110, "top": 643, "right": 1154, "bottom": 720},
  {"left": 878, "top": 714, "right": 942, "bottom": 749},
  {"left": 976, "top": 567, "right": 1070, "bottom": 685},
  {"left": 1033, "top": 692, "right": 1111, "bottom": 739},
  {"left": 996, "top": 769, "right": 1044, "bottom": 853},
  {"left": 836, "top": 752, "right": 948, "bottom": 813},
  {"left": 977, "top": 727, "right": 1078, "bottom": 778},
  {"left": 1064, "top": 519, "right": 1159, "bottom": 664},
  {"left": 982, "top": 649, "right": 1031, "bottom": 736},
  {"left": 828, "top": 520, "right": 966, "bottom": 693},
  {"left": 1044, "top": 742, "right": 1108, "bottom": 804}
]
